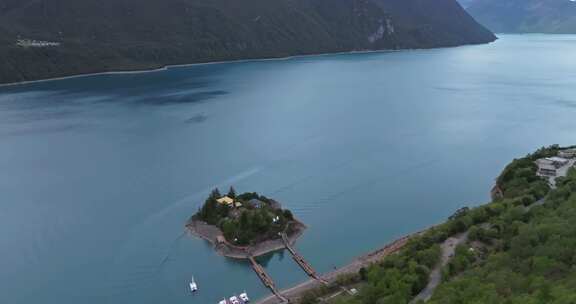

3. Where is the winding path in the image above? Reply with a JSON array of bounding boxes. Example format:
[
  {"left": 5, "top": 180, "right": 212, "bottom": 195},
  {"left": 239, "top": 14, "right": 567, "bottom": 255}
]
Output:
[{"left": 411, "top": 231, "right": 469, "bottom": 303}]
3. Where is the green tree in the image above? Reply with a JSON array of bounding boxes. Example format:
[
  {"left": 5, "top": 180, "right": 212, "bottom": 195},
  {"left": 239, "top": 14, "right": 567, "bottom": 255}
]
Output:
[
  {"left": 222, "top": 220, "right": 237, "bottom": 240},
  {"left": 239, "top": 211, "right": 250, "bottom": 230},
  {"left": 227, "top": 186, "right": 236, "bottom": 198},
  {"left": 359, "top": 267, "right": 368, "bottom": 280},
  {"left": 283, "top": 209, "right": 294, "bottom": 221},
  {"left": 210, "top": 188, "right": 221, "bottom": 199}
]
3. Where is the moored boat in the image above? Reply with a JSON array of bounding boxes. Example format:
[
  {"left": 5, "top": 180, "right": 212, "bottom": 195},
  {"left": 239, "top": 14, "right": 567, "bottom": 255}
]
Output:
[
  {"left": 189, "top": 276, "right": 198, "bottom": 292},
  {"left": 217, "top": 292, "right": 249, "bottom": 304},
  {"left": 229, "top": 295, "right": 240, "bottom": 304},
  {"left": 239, "top": 292, "right": 250, "bottom": 302}
]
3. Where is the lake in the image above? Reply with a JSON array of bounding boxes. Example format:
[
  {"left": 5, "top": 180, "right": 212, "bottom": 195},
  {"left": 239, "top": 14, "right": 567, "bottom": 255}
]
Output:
[{"left": 1, "top": 34, "right": 575, "bottom": 304}]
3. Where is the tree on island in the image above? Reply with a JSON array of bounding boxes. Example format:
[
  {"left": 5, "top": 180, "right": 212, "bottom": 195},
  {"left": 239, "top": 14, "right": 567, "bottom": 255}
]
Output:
[
  {"left": 198, "top": 188, "right": 227, "bottom": 225},
  {"left": 227, "top": 186, "right": 236, "bottom": 198},
  {"left": 283, "top": 209, "right": 294, "bottom": 221},
  {"left": 210, "top": 188, "right": 221, "bottom": 199},
  {"left": 239, "top": 211, "right": 250, "bottom": 229},
  {"left": 193, "top": 188, "right": 297, "bottom": 246}
]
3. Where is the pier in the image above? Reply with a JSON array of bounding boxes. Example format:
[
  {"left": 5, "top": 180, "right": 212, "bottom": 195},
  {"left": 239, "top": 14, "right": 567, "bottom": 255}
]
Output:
[
  {"left": 281, "top": 233, "right": 328, "bottom": 285},
  {"left": 249, "top": 256, "right": 289, "bottom": 303},
  {"left": 248, "top": 234, "right": 326, "bottom": 304}
]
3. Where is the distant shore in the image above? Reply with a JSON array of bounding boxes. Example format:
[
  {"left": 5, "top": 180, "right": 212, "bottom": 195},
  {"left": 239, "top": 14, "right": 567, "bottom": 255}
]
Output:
[
  {"left": 0, "top": 43, "right": 491, "bottom": 89},
  {"left": 186, "top": 218, "right": 306, "bottom": 259},
  {"left": 0, "top": 49, "right": 396, "bottom": 88}
]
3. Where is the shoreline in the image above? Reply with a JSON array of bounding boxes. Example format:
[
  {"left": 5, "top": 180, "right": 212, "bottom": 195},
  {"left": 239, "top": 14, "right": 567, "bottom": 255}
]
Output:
[
  {"left": 0, "top": 50, "right": 399, "bottom": 89},
  {"left": 186, "top": 218, "right": 306, "bottom": 259},
  {"left": 0, "top": 42, "right": 495, "bottom": 89},
  {"left": 254, "top": 225, "right": 434, "bottom": 304},
  {"left": 257, "top": 147, "right": 573, "bottom": 304}
]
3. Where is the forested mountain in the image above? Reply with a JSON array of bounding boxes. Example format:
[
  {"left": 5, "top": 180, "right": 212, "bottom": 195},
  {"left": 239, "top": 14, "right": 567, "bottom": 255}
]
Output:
[
  {"left": 462, "top": 0, "right": 576, "bottom": 33},
  {"left": 0, "top": 0, "right": 495, "bottom": 84},
  {"left": 457, "top": 0, "right": 476, "bottom": 8}
]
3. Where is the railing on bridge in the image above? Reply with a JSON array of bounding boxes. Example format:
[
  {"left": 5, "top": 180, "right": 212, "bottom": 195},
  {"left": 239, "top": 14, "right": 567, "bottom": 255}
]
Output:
[
  {"left": 281, "top": 233, "right": 328, "bottom": 285},
  {"left": 248, "top": 256, "right": 289, "bottom": 303}
]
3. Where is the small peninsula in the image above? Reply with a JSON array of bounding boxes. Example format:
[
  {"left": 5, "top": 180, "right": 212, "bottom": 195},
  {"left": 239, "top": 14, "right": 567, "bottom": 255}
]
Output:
[{"left": 186, "top": 188, "right": 306, "bottom": 259}]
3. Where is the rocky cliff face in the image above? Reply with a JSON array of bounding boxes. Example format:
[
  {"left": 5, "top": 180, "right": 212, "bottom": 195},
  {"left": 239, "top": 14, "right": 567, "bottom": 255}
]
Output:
[
  {"left": 462, "top": 0, "right": 576, "bottom": 33},
  {"left": 0, "top": 0, "right": 495, "bottom": 84}
]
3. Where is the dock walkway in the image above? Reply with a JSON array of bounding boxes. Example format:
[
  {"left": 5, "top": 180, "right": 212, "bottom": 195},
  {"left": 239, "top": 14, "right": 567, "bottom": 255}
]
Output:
[
  {"left": 281, "top": 233, "right": 328, "bottom": 285},
  {"left": 249, "top": 256, "right": 289, "bottom": 303}
]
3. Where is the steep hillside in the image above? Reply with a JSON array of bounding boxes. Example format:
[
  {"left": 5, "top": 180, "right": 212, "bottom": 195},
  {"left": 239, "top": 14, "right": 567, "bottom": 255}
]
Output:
[
  {"left": 457, "top": 0, "right": 476, "bottom": 8},
  {"left": 323, "top": 146, "right": 576, "bottom": 304},
  {"left": 428, "top": 148, "right": 576, "bottom": 303},
  {"left": 372, "top": 0, "right": 495, "bottom": 46},
  {"left": 463, "top": 0, "right": 576, "bottom": 33},
  {"left": 0, "top": 0, "right": 495, "bottom": 84}
]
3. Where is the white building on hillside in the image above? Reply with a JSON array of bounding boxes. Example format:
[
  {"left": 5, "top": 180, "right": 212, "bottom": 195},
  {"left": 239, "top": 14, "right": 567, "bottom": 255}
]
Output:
[{"left": 559, "top": 149, "right": 576, "bottom": 159}]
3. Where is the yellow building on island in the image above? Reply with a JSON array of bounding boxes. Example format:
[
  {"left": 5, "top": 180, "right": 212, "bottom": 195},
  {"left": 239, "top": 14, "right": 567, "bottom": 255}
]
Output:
[
  {"left": 216, "top": 196, "right": 234, "bottom": 206},
  {"left": 216, "top": 196, "right": 243, "bottom": 208}
]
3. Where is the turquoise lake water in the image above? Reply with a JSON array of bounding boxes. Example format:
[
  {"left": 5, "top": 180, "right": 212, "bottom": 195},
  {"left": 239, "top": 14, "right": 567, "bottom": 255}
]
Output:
[{"left": 1, "top": 34, "right": 576, "bottom": 303}]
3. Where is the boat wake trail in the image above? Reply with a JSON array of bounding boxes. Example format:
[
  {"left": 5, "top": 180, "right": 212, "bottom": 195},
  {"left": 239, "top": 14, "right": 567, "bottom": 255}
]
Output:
[
  {"left": 270, "top": 157, "right": 360, "bottom": 197},
  {"left": 103, "top": 166, "right": 266, "bottom": 298},
  {"left": 157, "top": 231, "right": 187, "bottom": 272},
  {"left": 291, "top": 158, "right": 442, "bottom": 212},
  {"left": 143, "top": 166, "right": 264, "bottom": 225},
  {"left": 115, "top": 166, "right": 265, "bottom": 279}
]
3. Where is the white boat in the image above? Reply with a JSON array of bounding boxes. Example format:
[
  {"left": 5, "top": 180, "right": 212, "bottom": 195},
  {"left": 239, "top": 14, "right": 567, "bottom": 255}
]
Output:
[
  {"left": 217, "top": 292, "right": 248, "bottom": 304},
  {"left": 189, "top": 276, "right": 198, "bottom": 292},
  {"left": 239, "top": 292, "right": 250, "bottom": 302},
  {"left": 230, "top": 296, "right": 240, "bottom": 304}
]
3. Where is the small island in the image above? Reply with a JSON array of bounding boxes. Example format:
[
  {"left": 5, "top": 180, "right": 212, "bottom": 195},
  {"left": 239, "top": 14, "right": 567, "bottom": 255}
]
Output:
[{"left": 186, "top": 188, "right": 306, "bottom": 259}]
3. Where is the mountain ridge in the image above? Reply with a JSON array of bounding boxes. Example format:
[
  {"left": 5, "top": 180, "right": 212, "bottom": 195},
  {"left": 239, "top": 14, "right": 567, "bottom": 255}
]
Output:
[
  {"left": 0, "top": 0, "right": 496, "bottom": 84},
  {"left": 462, "top": 0, "right": 576, "bottom": 33}
]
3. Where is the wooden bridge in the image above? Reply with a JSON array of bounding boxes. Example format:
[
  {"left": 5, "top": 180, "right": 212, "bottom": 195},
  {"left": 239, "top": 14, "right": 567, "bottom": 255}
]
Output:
[
  {"left": 247, "top": 234, "right": 328, "bottom": 303},
  {"left": 249, "top": 256, "right": 289, "bottom": 303},
  {"left": 281, "top": 233, "right": 328, "bottom": 285}
]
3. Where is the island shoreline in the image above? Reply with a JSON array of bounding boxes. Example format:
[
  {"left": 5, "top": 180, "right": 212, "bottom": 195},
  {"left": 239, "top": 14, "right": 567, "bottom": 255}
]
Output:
[{"left": 186, "top": 217, "right": 307, "bottom": 259}]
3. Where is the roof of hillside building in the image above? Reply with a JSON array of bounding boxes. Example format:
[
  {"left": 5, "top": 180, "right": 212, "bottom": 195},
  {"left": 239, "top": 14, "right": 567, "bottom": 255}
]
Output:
[
  {"left": 560, "top": 149, "right": 576, "bottom": 154},
  {"left": 536, "top": 158, "right": 553, "bottom": 165},
  {"left": 539, "top": 164, "right": 557, "bottom": 171},
  {"left": 547, "top": 156, "right": 569, "bottom": 163},
  {"left": 249, "top": 199, "right": 266, "bottom": 208}
]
